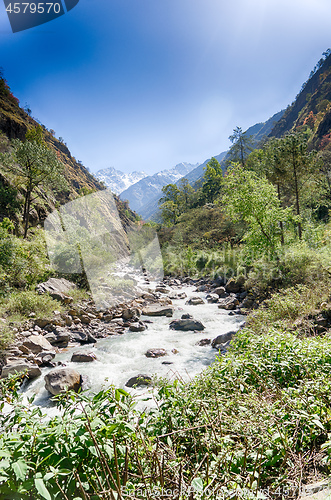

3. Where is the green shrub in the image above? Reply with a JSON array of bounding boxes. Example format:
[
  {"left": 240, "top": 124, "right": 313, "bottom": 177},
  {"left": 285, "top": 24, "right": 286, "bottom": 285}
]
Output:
[{"left": 2, "top": 291, "right": 61, "bottom": 319}]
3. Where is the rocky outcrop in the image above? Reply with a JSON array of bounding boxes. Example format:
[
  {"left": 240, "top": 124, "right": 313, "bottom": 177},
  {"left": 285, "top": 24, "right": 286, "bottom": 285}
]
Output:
[
  {"left": 36, "top": 278, "right": 76, "bottom": 304},
  {"left": 44, "top": 368, "right": 82, "bottom": 395},
  {"left": 169, "top": 319, "right": 205, "bottom": 331}
]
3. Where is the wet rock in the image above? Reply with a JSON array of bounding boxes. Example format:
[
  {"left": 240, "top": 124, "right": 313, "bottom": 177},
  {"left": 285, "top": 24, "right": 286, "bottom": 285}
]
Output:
[
  {"left": 23, "top": 335, "right": 55, "bottom": 354},
  {"left": 169, "top": 319, "right": 205, "bottom": 331},
  {"left": 35, "top": 351, "right": 56, "bottom": 367},
  {"left": 155, "top": 286, "right": 169, "bottom": 294},
  {"left": 195, "top": 285, "right": 208, "bottom": 292},
  {"left": 44, "top": 368, "right": 82, "bottom": 396},
  {"left": 125, "top": 374, "right": 152, "bottom": 388},
  {"left": 218, "top": 296, "right": 239, "bottom": 310},
  {"left": 129, "top": 321, "right": 147, "bottom": 332},
  {"left": 71, "top": 352, "right": 97, "bottom": 363},
  {"left": 186, "top": 297, "right": 205, "bottom": 306},
  {"left": 212, "top": 331, "right": 236, "bottom": 348},
  {"left": 206, "top": 293, "right": 219, "bottom": 303},
  {"left": 145, "top": 348, "right": 167, "bottom": 358},
  {"left": 213, "top": 287, "right": 228, "bottom": 298},
  {"left": 181, "top": 313, "right": 193, "bottom": 319},
  {"left": 162, "top": 361, "right": 173, "bottom": 365},
  {"left": 142, "top": 305, "right": 173, "bottom": 317},
  {"left": 1, "top": 359, "right": 41, "bottom": 379},
  {"left": 69, "top": 331, "right": 97, "bottom": 344},
  {"left": 196, "top": 338, "right": 211, "bottom": 346},
  {"left": 177, "top": 292, "right": 187, "bottom": 299},
  {"left": 122, "top": 308, "right": 141, "bottom": 321}
]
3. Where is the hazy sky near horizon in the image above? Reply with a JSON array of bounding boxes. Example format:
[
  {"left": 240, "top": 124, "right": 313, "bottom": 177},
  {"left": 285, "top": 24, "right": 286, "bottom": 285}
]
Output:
[{"left": 0, "top": 0, "right": 330, "bottom": 174}]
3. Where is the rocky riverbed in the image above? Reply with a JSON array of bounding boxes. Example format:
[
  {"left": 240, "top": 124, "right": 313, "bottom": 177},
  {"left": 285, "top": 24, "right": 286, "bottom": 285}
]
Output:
[{"left": 0, "top": 275, "right": 250, "bottom": 409}]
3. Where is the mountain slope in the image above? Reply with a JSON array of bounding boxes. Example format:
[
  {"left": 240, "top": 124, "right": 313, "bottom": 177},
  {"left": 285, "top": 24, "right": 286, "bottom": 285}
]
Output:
[
  {"left": 119, "top": 162, "right": 198, "bottom": 212},
  {"left": 0, "top": 76, "right": 137, "bottom": 230},
  {"left": 139, "top": 111, "right": 285, "bottom": 221},
  {"left": 269, "top": 50, "right": 331, "bottom": 149},
  {"left": 95, "top": 166, "right": 147, "bottom": 194}
]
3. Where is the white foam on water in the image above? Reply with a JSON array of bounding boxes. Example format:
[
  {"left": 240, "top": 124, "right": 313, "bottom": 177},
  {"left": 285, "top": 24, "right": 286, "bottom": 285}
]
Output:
[{"left": 20, "top": 285, "right": 244, "bottom": 415}]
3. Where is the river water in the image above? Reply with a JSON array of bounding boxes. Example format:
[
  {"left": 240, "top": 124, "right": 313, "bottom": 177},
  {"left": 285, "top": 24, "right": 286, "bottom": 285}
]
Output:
[{"left": 21, "top": 285, "right": 244, "bottom": 414}]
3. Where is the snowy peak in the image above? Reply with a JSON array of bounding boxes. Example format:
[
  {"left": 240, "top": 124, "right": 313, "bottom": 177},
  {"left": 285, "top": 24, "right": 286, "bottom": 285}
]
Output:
[{"left": 95, "top": 166, "right": 147, "bottom": 194}]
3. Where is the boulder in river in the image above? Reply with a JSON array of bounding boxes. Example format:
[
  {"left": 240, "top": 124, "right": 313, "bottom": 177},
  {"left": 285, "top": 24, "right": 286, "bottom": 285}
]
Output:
[
  {"left": 129, "top": 321, "right": 147, "bottom": 332},
  {"left": 23, "top": 335, "right": 55, "bottom": 354},
  {"left": 169, "top": 319, "right": 205, "bottom": 331},
  {"left": 71, "top": 352, "right": 97, "bottom": 363},
  {"left": 181, "top": 313, "right": 193, "bottom": 319},
  {"left": 142, "top": 305, "right": 173, "bottom": 317},
  {"left": 196, "top": 338, "right": 211, "bottom": 346},
  {"left": 1, "top": 359, "right": 41, "bottom": 380},
  {"left": 145, "top": 348, "right": 167, "bottom": 358},
  {"left": 212, "top": 331, "right": 236, "bottom": 348},
  {"left": 44, "top": 368, "right": 82, "bottom": 395},
  {"left": 125, "top": 374, "right": 152, "bottom": 388},
  {"left": 218, "top": 296, "right": 239, "bottom": 310},
  {"left": 186, "top": 297, "right": 205, "bottom": 305}
]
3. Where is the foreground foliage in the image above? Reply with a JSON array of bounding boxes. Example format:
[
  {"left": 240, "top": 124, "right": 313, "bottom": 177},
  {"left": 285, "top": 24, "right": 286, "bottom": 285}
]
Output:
[{"left": 1, "top": 307, "right": 331, "bottom": 498}]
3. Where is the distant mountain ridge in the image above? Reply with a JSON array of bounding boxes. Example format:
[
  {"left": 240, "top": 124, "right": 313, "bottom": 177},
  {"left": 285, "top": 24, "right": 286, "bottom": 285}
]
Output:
[
  {"left": 119, "top": 162, "right": 199, "bottom": 213},
  {"left": 95, "top": 167, "right": 147, "bottom": 195},
  {"left": 138, "top": 110, "right": 285, "bottom": 220}
]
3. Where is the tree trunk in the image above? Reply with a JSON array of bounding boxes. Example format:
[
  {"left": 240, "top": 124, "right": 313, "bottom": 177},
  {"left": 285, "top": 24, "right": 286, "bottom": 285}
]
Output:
[
  {"left": 277, "top": 183, "right": 285, "bottom": 245},
  {"left": 23, "top": 186, "right": 32, "bottom": 238},
  {"left": 292, "top": 151, "right": 302, "bottom": 239}
]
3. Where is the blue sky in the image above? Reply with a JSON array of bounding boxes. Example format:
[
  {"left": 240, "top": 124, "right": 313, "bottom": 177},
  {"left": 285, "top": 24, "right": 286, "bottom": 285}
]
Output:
[{"left": 0, "top": 0, "right": 331, "bottom": 175}]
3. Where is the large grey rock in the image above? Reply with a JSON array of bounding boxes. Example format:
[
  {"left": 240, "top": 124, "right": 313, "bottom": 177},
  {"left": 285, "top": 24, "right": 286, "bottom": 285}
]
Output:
[
  {"left": 225, "top": 276, "right": 245, "bottom": 293},
  {"left": 23, "top": 335, "right": 55, "bottom": 354},
  {"left": 129, "top": 321, "right": 147, "bottom": 332},
  {"left": 186, "top": 297, "right": 205, "bottom": 305},
  {"left": 69, "top": 330, "right": 97, "bottom": 344},
  {"left": 44, "top": 329, "right": 70, "bottom": 348},
  {"left": 169, "top": 319, "right": 205, "bottom": 331},
  {"left": 71, "top": 352, "right": 97, "bottom": 363},
  {"left": 218, "top": 296, "right": 239, "bottom": 310},
  {"left": 44, "top": 368, "right": 81, "bottom": 395},
  {"left": 36, "top": 278, "right": 75, "bottom": 303},
  {"left": 213, "top": 287, "right": 228, "bottom": 298},
  {"left": 212, "top": 331, "right": 236, "bottom": 348},
  {"left": 125, "top": 374, "right": 152, "bottom": 388},
  {"left": 142, "top": 305, "right": 173, "bottom": 317},
  {"left": 1, "top": 359, "right": 41, "bottom": 379},
  {"left": 145, "top": 348, "right": 167, "bottom": 358},
  {"left": 122, "top": 308, "right": 141, "bottom": 320}
]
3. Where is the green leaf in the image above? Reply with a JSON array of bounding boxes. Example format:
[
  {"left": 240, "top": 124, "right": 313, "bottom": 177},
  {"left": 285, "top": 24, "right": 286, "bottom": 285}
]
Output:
[
  {"left": 312, "top": 419, "right": 325, "bottom": 430},
  {"left": 12, "top": 460, "right": 27, "bottom": 481},
  {"left": 191, "top": 477, "right": 203, "bottom": 492},
  {"left": 34, "top": 478, "right": 52, "bottom": 500}
]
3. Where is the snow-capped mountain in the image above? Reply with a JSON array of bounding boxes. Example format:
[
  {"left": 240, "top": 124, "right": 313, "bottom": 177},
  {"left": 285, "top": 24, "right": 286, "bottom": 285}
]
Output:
[
  {"left": 119, "top": 162, "right": 199, "bottom": 212},
  {"left": 95, "top": 167, "right": 147, "bottom": 194}
]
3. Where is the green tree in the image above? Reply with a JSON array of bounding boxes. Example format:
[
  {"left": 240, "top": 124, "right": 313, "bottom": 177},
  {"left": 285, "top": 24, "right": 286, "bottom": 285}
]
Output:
[
  {"left": 1, "top": 128, "right": 66, "bottom": 238},
  {"left": 158, "top": 184, "right": 181, "bottom": 226},
  {"left": 226, "top": 126, "right": 253, "bottom": 167},
  {"left": 177, "top": 178, "right": 195, "bottom": 211},
  {"left": 202, "top": 157, "right": 223, "bottom": 203},
  {"left": 277, "top": 133, "right": 317, "bottom": 239},
  {"left": 223, "top": 164, "right": 292, "bottom": 256}
]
